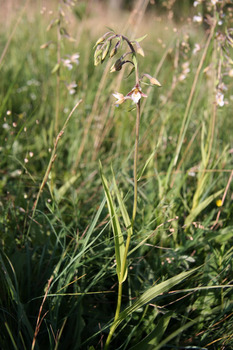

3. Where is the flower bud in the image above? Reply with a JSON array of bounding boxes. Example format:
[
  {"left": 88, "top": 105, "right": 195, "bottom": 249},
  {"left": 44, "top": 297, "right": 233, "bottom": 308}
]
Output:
[
  {"left": 102, "top": 40, "right": 111, "bottom": 61},
  {"left": 94, "top": 49, "right": 103, "bottom": 66},
  {"left": 150, "top": 77, "right": 161, "bottom": 86},
  {"left": 110, "top": 58, "right": 123, "bottom": 73},
  {"left": 94, "top": 36, "right": 106, "bottom": 48},
  {"left": 143, "top": 73, "right": 161, "bottom": 86},
  {"left": 135, "top": 41, "right": 144, "bottom": 57},
  {"left": 109, "top": 40, "right": 121, "bottom": 58},
  {"left": 94, "top": 31, "right": 113, "bottom": 48}
]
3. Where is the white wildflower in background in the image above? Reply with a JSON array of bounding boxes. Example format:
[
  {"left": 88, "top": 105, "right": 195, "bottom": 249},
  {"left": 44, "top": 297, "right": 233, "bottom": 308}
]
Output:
[
  {"left": 70, "top": 53, "right": 80, "bottom": 65},
  {"left": 193, "top": 43, "right": 201, "bottom": 54},
  {"left": 27, "top": 79, "right": 40, "bottom": 86},
  {"left": 2, "top": 123, "right": 10, "bottom": 130},
  {"left": 216, "top": 91, "right": 225, "bottom": 107},
  {"left": 178, "top": 62, "right": 190, "bottom": 81},
  {"left": 62, "top": 58, "right": 73, "bottom": 70},
  {"left": 62, "top": 53, "right": 79, "bottom": 70},
  {"left": 66, "top": 81, "right": 77, "bottom": 95},
  {"left": 211, "top": 0, "right": 218, "bottom": 5},
  {"left": 193, "top": 0, "right": 201, "bottom": 7},
  {"left": 193, "top": 14, "right": 203, "bottom": 23}
]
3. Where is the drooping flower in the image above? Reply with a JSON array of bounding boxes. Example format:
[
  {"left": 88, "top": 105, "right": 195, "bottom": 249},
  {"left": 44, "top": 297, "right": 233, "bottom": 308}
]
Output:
[
  {"left": 112, "top": 92, "right": 125, "bottom": 105},
  {"left": 112, "top": 84, "right": 147, "bottom": 105},
  {"left": 126, "top": 84, "right": 147, "bottom": 103}
]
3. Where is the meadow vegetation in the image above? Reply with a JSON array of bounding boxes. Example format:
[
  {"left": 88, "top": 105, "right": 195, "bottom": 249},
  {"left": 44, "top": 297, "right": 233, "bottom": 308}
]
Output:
[{"left": 1, "top": 0, "right": 233, "bottom": 349}]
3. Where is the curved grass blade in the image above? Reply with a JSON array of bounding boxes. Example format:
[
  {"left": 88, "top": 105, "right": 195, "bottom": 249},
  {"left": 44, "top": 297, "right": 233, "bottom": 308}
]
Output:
[
  {"left": 129, "top": 312, "right": 172, "bottom": 350},
  {"left": 185, "top": 188, "right": 224, "bottom": 228}
]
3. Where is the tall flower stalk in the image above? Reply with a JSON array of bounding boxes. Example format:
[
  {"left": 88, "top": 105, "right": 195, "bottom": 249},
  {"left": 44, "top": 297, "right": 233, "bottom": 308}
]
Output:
[{"left": 94, "top": 31, "right": 161, "bottom": 349}]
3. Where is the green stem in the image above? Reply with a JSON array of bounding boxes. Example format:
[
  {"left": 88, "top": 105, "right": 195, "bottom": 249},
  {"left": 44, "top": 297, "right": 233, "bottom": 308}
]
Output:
[
  {"left": 104, "top": 282, "right": 123, "bottom": 350},
  {"left": 132, "top": 100, "right": 140, "bottom": 227},
  {"left": 104, "top": 92, "right": 141, "bottom": 350}
]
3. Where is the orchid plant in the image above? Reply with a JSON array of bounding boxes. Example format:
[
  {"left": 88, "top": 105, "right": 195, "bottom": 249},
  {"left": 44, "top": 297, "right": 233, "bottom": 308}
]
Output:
[{"left": 94, "top": 31, "right": 161, "bottom": 349}]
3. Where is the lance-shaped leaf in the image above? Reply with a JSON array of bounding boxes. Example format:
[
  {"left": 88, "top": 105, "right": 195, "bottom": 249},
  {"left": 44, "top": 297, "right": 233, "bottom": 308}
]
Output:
[
  {"left": 110, "top": 267, "right": 199, "bottom": 332},
  {"left": 100, "top": 162, "right": 127, "bottom": 282},
  {"left": 112, "top": 168, "right": 132, "bottom": 283}
]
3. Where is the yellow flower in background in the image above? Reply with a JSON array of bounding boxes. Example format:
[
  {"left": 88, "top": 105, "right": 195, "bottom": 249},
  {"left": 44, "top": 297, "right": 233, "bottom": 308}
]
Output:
[{"left": 216, "top": 199, "right": 222, "bottom": 207}]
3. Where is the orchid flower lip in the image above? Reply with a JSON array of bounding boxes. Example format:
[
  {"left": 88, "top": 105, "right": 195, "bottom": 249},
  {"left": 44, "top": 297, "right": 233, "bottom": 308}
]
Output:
[{"left": 112, "top": 84, "right": 147, "bottom": 105}]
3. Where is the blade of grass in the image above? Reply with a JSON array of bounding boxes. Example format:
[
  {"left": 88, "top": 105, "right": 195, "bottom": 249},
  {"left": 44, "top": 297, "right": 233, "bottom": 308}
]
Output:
[
  {"left": 129, "top": 312, "right": 172, "bottom": 350},
  {"left": 185, "top": 188, "right": 224, "bottom": 228}
]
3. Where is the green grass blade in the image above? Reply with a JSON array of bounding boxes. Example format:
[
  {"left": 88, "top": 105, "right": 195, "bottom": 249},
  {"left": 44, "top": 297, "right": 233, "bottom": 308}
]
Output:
[
  {"left": 0, "top": 252, "right": 34, "bottom": 341},
  {"left": 129, "top": 312, "right": 172, "bottom": 350},
  {"left": 185, "top": 188, "right": 224, "bottom": 228},
  {"left": 4, "top": 322, "right": 18, "bottom": 350}
]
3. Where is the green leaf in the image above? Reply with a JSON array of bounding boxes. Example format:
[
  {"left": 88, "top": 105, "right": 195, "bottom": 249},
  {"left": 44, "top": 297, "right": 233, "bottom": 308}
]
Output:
[
  {"left": 137, "top": 151, "right": 156, "bottom": 181},
  {"left": 125, "top": 66, "right": 135, "bottom": 79},
  {"left": 112, "top": 168, "right": 132, "bottom": 282},
  {"left": 99, "top": 162, "right": 127, "bottom": 282},
  {"left": 113, "top": 267, "right": 199, "bottom": 332},
  {"left": 133, "top": 34, "right": 148, "bottom": 43},
  {"left": 112, "top": 168, "right": 132, "bottom": 238},
  {"left": 51, "top": 63, "right": 60, "bottom": 74}
]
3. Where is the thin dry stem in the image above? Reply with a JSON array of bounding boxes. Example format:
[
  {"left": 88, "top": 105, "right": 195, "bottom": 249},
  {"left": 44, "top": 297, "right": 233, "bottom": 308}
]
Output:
[
  {"left": 31, "top": 277, "right": 53, "bottom": 350},
  {"left": 55, "top": 19, "right": 61, "bottom": 136},
  {"left": 28, "top": 100, "right": 82, "bottom": 237}
]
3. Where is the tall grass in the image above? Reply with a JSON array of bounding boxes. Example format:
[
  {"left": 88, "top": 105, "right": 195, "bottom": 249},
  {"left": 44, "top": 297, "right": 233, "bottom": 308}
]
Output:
[{"left": 0, "top": 0, "right": 233, "bottom": 349}]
